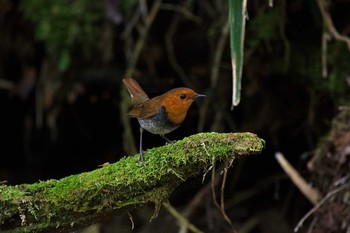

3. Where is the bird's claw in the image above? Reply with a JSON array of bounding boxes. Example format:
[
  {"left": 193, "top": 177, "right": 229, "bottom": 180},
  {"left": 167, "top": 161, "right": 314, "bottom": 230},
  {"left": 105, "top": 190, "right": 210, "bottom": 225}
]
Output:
[
  {"left": 138, "top": 150, "right": 147, "bottom": 164},
  {"left": 165, "top": 140, "right": 176, "bottom": 146}
]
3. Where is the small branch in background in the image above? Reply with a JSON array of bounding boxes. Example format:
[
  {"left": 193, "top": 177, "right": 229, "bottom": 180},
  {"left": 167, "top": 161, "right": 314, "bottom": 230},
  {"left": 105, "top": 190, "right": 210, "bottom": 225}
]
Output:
[
  {"left": 321, "top": 32, "right": 331, "bottom": 78},
  {"left": 278, "top": 0, "right": 291, "bottom": 72},
  {"left": 201, "top": 0, "right": 215, "bottom": 18},
  {"left": 161, "top": 3, "right": 201, "bottom": 23},
  {"left": 306, "top": 216, "right": 318, "bottom": 233},
  {"left": 275, "top": 152, "right": 321, "bottom": 205},
  {"left": 220, "top": 161, "right": 238, "bottom": 233},
  {"left": 121, "top": 7, "right": 141, "bottom": 39},
  {"left": 139, "top": 0, "right": 148, "bottom": 21},
  {"left": 197, "top": 17, "right": 230, "bottom": 132},
  {"left": 179, "top": 163, "right": 223, "bottom": 233},
  {"left": 127, "top": 212, "right": 135, "bottom": 230},
  {"left": 210, "top": 18, "right": 230, "bottom": 89},
  {"left": 294, "top": 183, "right": 350, "bottom": 232},
  {"left": 163, "top": 202, "right": 204, "bottom": 233},
  {"left": 165, "top": 0, "right": 196, "bottom": 88},
  {"left": 125, "top": 0, "right": 162, "bottom": 78},
  {"left": 316, "top": 0, "right": 350, "bottom": 51},
  {"left": 209, "top": 150, "right": 237, "bottom": 233}
]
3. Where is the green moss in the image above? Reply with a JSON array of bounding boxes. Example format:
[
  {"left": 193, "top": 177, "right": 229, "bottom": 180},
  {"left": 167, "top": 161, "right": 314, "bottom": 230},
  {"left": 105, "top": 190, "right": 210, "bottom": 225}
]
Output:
[{"left": 0, "top": 186, "right": 26, "bottom": 201}]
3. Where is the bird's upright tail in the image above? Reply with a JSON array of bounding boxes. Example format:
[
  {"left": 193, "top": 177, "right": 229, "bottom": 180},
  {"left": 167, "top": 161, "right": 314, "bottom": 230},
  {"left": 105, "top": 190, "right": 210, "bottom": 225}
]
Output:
[{"left": 122, "top": 78, "right": 150, "bottom": 104}]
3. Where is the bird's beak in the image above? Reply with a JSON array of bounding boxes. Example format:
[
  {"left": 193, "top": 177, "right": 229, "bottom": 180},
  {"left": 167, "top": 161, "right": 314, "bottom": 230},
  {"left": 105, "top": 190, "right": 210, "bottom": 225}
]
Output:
[{"left": 194, "top": 94, "right": 206, "bottom": 99}]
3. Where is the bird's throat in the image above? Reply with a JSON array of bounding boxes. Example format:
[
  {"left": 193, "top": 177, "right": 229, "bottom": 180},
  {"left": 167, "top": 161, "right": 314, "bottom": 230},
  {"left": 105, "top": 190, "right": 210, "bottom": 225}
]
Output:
[{"left": 164, "top": 103, "right": 188, "bottom": 125}]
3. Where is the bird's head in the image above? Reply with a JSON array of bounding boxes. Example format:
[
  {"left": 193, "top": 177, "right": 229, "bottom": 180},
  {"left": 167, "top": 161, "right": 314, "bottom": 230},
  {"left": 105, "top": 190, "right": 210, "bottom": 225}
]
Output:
[{"left": 161, "top": 88, "right": 206, "bottom": 125}]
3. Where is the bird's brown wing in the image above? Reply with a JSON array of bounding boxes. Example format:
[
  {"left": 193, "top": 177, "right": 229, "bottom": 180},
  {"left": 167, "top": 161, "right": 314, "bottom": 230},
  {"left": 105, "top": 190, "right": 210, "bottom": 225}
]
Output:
[
  {"left": 128, "top": 97, "right": 162, "bottom": 119},
  {"left": 127, "top": 104, "right": 144, "bottom": 118},
  {"left": 123, "top": 78, "right": 149, "bottom": 105}
]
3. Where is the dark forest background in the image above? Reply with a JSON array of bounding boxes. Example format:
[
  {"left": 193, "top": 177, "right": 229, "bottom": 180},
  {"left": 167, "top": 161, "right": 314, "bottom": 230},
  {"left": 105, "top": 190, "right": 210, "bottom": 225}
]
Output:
[{"left": 0, "top": 0, "right": 349, "bottom": 232}]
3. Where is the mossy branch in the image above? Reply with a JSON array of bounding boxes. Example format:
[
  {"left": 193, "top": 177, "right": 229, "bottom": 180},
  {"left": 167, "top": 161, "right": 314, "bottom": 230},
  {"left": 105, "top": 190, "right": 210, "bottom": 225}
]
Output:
[{"left": 0, "top": 132, "right": 264, "bottom": 233}]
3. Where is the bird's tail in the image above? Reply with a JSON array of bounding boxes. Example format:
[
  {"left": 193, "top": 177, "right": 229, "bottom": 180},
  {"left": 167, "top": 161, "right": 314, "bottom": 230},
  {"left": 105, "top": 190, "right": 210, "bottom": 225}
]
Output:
[{"left": 122, "top": 78, "right": 149, "bottom": 104}]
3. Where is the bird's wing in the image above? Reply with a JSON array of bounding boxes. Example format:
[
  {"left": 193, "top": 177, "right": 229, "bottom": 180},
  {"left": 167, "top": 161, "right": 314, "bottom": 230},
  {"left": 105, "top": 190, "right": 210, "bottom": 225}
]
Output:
[
  {"left": 123, "top": 78, "right": 149, "bottom": 105},
  {"left": 127, "top": 102, "right": 158, "bottom": 119},
  {"left": 127, "top": 104, "right": 144, "bottom": 118}
]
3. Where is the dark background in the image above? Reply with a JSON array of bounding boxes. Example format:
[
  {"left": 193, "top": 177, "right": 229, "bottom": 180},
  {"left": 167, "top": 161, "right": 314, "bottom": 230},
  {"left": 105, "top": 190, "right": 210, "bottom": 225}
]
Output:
[{"left": 0, "top": 0, "right": 349, "bottom": 232}]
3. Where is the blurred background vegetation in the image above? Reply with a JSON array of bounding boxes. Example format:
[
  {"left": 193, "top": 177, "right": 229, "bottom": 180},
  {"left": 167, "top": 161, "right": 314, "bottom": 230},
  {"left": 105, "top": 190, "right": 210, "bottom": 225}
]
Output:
[{"left": 0, "top": 0, "right": 349, "bottom": 232}]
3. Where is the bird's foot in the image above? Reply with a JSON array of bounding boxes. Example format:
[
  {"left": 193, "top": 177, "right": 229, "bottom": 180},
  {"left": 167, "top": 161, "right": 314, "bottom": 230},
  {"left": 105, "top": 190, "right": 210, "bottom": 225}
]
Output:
[
  {"left": 160, "top": 135, "right": 176, "bottom": 145},
  {"left": 165, "top": 140, "right": 176, "bottom": 146},
  {"left": 138, "top": 150, "right": 146, "bottom": 164}
]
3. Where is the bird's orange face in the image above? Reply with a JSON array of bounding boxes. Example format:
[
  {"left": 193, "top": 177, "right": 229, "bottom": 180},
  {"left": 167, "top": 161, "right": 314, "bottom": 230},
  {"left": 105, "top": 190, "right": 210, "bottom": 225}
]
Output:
[{"left": 160, "top": 88, "right": 203, "bottom": 125}]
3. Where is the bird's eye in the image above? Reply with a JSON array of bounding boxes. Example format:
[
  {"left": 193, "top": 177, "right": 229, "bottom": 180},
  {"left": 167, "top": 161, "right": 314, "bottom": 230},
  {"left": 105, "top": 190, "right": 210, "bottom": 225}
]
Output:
[{"left": 179, "top": 94, "right": 186, "bottom": 100}]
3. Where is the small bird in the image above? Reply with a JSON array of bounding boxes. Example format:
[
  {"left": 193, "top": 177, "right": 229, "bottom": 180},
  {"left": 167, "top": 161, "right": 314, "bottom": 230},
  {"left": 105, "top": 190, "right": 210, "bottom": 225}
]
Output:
[{"left": 123, "top": 78, "right": 206, "bottom": 162}]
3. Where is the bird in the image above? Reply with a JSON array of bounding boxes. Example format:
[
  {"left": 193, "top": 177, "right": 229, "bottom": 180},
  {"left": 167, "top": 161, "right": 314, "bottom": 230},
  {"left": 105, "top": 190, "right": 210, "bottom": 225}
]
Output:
[{"left": 123, "top": 78, "right": 206, "bottom": 162}]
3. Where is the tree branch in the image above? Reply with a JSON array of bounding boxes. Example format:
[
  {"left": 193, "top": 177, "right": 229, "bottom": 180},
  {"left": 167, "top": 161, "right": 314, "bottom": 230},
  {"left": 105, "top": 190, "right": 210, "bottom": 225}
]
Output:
[
  {"left": 316, "top": 0, "right": 350, "bottom": 51},
  {"left": 0, "top": 132, "right": 264, "bottom": 233}
]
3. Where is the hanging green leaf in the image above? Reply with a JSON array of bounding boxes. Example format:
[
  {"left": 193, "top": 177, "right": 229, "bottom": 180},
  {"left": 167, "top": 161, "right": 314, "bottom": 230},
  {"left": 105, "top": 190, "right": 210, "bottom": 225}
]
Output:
[{"left": 229, "top": 0, "right": 247, "bottom": 109}]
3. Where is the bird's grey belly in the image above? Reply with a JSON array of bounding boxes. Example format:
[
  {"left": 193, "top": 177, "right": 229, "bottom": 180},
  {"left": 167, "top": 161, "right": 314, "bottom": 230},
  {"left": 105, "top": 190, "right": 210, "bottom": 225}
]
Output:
[{"left": 138, "top": 106, "right": 179, "bottom": 135}]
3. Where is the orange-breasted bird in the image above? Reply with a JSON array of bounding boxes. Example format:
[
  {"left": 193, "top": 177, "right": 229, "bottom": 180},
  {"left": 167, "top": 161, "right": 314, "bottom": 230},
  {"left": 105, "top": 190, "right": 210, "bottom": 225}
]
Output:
[{"left": 123, "top": 78, "right": 206, "bottom": 162}]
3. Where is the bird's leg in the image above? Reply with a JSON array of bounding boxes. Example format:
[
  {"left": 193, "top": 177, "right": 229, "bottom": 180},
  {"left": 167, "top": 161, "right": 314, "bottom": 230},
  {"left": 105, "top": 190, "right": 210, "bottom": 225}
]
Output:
[
  {"left": 160, "top": 134, "right": 176, "bottom": 145},
  {"left": 139, "top": 127, "right": 145, "bottom": 163}
]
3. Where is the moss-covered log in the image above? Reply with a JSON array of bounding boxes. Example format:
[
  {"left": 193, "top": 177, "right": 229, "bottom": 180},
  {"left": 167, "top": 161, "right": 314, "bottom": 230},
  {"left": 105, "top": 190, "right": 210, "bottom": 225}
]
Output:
[{"left": 0, "top": 132, "right": 264, "bottom": 233}]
